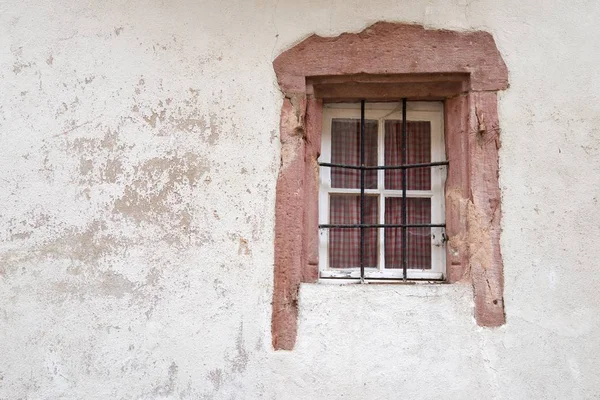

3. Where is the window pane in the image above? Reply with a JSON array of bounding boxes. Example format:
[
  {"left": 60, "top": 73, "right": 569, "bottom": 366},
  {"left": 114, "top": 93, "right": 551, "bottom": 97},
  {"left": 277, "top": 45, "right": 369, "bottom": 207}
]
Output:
[
  {"left": 329, "top": 195, "right": 378, "bottom": 269},
  {"left": 384, "top": 120, "right": 431, "bottom": 190},
  {"left": 331, "top": 118, "right": 378, "bottom": 189},
  {"left": 384, "top": 198, "right": 431, "bottom": 269}
]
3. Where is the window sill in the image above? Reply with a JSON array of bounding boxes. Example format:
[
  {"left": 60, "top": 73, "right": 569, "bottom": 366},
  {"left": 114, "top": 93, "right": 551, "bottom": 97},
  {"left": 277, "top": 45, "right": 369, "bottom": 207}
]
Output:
[
  {"left": 318, "top": 278, "right": 447, "bottom": 285},
  {"left": 320, "top": 269, "right": 444, "bottom": 281}
]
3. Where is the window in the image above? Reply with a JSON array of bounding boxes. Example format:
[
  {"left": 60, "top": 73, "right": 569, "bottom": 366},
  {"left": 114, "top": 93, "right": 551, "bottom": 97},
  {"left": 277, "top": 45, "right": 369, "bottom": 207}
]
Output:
[
  {"left": 318, "top": 101, "right": 447, "bottom": 281},
  {"left": 271, "top": 22, "right": 509, "bottom": 349}
]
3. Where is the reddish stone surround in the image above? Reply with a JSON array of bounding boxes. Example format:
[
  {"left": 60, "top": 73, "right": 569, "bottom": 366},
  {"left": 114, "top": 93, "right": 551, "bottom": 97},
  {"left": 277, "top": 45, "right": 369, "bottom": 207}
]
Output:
[{"left": 272, "top": 22, "right": 508, "bottom": 350}]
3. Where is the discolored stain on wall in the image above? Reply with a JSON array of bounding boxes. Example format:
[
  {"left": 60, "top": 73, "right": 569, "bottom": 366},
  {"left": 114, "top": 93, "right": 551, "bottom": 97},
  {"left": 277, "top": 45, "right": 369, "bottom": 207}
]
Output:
[
  {"left": 11, "top": 46, "right": 33, "bottom": 74},
  {"left": 131, "top": 81, "right": 227, "bottom": 144},
  {"left": 151, "top": 362, "right": 178, "bottom": 397},
  {"left": 50, "top": 119, "right": 215, "bottom": 248},
  {"left": 111, "top": 152, "right": 209, "bottom": 227},
  {"left": 230, "top": 322, "right": 249, "bottom": 374},
  {"left": 202, "top": 321, "right": 251, "bottom": 396},
  {"left": 53, "top": 269, "right": 137, "bottom": 300},
  {"left": 70, "top": 130, "right": 126, "bottom": 186},
  {"left": 206, "top": 368, "right": 223, "bottom": 391},
  {"left": 11, "top": 220, "right": 127, "bottom": 269},
  {"left": 237, "top": 237, "right": 251, "bottom": 256}
]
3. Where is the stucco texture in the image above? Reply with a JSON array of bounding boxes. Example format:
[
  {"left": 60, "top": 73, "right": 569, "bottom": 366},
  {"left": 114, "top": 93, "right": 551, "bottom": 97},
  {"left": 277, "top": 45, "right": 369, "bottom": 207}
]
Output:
[{"left": 1, "top": 1, "right": 599, "bottom": 399}]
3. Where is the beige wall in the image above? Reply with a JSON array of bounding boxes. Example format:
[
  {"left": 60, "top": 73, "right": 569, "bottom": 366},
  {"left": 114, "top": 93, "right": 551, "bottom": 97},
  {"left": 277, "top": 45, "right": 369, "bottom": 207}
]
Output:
[{"left": 1, "top": 0, "right": 599, "bottom": 398}]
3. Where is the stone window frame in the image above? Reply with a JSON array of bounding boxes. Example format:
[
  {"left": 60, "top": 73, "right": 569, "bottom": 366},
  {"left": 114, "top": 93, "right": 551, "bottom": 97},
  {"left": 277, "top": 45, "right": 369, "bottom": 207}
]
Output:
[{"left": 272, "top": 22, "right": 509, "bottom": 350}]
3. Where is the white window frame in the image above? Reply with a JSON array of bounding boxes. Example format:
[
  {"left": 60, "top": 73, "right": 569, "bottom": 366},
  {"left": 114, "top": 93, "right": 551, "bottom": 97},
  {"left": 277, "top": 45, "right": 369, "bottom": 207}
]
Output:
[{"left": 318, "top": 101, "right": 447, "bottom": 281}]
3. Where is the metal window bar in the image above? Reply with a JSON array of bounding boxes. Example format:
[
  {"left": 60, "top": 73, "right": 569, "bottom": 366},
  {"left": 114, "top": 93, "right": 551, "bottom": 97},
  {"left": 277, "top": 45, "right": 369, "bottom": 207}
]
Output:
[
  {"left": 401, "top": 98, "right": 408, "bottom": 280},
  {"left": 360, "top": 100, "right": 366, "bottom": 282},
  {"left": 319, "top": 223, "right": 447, "bottom": 228},
  {"left": 318, "top": 161, "right": 449, "bottom": 170},
  {"left": 319, "top": 99, "right": 449, "bottom": 282}
]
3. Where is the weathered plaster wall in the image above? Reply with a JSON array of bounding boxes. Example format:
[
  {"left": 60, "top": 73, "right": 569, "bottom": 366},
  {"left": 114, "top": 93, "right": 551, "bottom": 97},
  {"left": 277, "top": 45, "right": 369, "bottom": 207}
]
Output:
[{"left": 1, "top": 1, "right": 599, "bottom": 399}]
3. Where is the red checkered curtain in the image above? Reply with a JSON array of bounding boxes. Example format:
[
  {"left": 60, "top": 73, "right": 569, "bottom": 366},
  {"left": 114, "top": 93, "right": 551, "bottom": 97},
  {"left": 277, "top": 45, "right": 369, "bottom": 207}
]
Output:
[
  {"left": 384, "top": 121, "right": 431, "bottom": 190},
  {"left": 331, "top": 119, "right": 378, "bottom": 189},
  {"left": 385, "top": 198, "right": 432, "bottom": 269},
  {"left": 329, "top": 118, "right": 379, "bottom": 269},
  {"left": 384, "top": 121, "right": 432, "bottom": 269},
  {"left": 329, "top": 196, "right": 378, "bottom": 269}
]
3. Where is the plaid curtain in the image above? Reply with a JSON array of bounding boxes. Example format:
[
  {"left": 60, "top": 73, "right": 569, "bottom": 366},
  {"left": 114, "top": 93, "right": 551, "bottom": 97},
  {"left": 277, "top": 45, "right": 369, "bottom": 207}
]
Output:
[
  {"left": 384, "top": 120, "right": 432, "bottom": 269},
  {"left": 328, "top": 118, "right": 432, "bottom": 270},
  {"left": 329, "top": 195, "right": 378, "bottom": 269},
  {"left": 385, "top": 198, "right": 432, "bottom": 269},
  {"left": 331, "top": 119, "right": 378, "bottom": 189},
  {"left": 385, "top": 120, "right": 431, "bottom": 190}
]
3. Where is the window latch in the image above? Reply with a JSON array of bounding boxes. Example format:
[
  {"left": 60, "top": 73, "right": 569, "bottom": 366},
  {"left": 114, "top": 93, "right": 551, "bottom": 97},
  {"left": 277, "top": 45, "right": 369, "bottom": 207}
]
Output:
[{"left": 432, "top": 232, "right": 448, "bottom": 247}]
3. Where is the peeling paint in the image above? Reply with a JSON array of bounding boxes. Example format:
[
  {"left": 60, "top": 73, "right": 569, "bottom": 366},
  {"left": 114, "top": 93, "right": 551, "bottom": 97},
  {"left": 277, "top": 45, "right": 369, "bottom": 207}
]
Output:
[
  {"left": 111, "top": 152, "right": 210, "bottom": 226},
  {"left": 130, "top": 84, "right": 226, "bottom": 144},
  {"left": 38, "top": 220, "right": 120, "bottom": 264}
]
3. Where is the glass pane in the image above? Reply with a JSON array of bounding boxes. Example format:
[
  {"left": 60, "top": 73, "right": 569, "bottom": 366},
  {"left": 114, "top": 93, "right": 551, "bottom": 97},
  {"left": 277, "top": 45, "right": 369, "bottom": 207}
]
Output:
[
  {"left": 331, "top": 118, "right": 378, "bottom": 189},
  {"left": 329, "top": 195, "right": 378, "bottom": 269},
  {"left": 384, "top": 120, "right": 431, "bottom": 190},
  {"left": 384, "top": 198, "right": 431, "bottom": 269}
]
